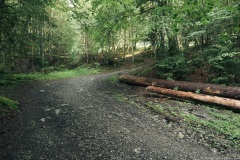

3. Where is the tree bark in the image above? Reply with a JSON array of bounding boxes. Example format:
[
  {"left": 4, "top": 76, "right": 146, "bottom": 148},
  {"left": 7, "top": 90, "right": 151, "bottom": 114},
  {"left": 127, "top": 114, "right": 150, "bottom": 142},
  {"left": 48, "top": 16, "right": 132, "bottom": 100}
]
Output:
[
  {"left": 152, "top": 79, "right": 240, "bottom": 100},
  {"left": 119, "top": 74, "right": 152, "bottom": 87},
  {"left": 123, "top": 29, "right": 126, "bottom": 59},
  {"left": 119, "top": 74, "right": 240, "bottom": 100},
  {"left": 146, "top": 86, "right": 240, "bottom": 111}
]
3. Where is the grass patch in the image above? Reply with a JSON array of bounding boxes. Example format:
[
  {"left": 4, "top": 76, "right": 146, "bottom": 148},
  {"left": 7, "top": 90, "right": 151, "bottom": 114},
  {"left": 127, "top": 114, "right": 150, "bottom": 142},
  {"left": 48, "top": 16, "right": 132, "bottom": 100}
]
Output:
[
  {"left": 106, "top": 75, "right": 119, "bottom": 85},
  {"left": 0, "top": 65, "right": 102, "bottom": 87},
  {"left": 146, "top": 102, "right": 182, "bottom": 122},
  {"left": 113, "top": 93, "right": 126, "bottom": 102},
  {"left": 109, "top": 90, "right": 240, "bottom": 149},
  {"left": 45, "top": 66, "right": 101, "bottom": 80},
  {"left": 146, "top": 101, "right": 240, "bottom": 148},
  {"left": 111, "top": 90, "right": 240, "bottom": 149},
  {"left": 200, "top": 109, "right": 240, "bottom": 144},
  {"left": 0, "top": 96, "right": 19, "bottom": 110},
  {"left": 0, "top": 96, "right": 19, "bottom": 118}
]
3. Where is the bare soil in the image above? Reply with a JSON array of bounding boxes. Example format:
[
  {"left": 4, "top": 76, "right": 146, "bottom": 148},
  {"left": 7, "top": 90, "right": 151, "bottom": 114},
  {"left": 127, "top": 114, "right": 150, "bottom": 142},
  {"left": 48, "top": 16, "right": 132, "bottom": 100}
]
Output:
[{"left": 0, "top": 70, "right": 239, "bottom": 159}]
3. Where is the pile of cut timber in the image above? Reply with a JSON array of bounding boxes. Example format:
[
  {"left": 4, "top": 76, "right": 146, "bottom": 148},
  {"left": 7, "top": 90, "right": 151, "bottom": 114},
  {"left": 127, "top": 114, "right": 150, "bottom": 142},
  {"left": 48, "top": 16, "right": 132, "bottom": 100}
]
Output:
[{"left": 119, "top": 74, "right": 240, "bottom": 111}]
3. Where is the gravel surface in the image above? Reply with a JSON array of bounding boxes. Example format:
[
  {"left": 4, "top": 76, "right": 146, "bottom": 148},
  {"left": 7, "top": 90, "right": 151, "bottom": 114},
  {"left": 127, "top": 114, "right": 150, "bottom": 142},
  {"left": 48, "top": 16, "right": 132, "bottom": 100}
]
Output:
[{"left": 0, "top": 71, "right": 227, "bottom": 159}]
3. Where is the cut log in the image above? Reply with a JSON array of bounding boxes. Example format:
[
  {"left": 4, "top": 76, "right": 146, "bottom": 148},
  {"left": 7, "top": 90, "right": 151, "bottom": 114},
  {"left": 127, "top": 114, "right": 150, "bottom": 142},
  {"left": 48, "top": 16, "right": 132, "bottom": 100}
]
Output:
[
  {"left": 152, "top": 80, "right": 240, "bottom": 100},
  {"left": 146, "top": 86, "right": 240, "bottom": 111},
  {"left": 119, "top": 74, "right": 152, "bottom": 87},
  {"left": 119, "top": 74, "right": 240, "bottom": 100}
]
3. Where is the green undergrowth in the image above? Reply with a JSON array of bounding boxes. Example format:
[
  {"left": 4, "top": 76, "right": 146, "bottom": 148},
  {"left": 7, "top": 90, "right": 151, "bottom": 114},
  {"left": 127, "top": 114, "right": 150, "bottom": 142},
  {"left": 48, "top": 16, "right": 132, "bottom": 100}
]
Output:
[
  {"left": 112, "top": 90, "right": 240, "bottom": 149},
  {"left": 0, "top": 65, "right": 102, "bottom": 87},
  {"left": 106, "top": 75, "right": 119, "bottom": 85},
  {"left": 0, "top": 96, "right": 19, "bottom": 118},
  {"left": 131, "top": 48, "right": 240, "bottom": 86},
  {"left": 146, "top": 101, "right": 240, "bottom": 149},
  {"left": 109, "top": 84, "right": 240, "bottom": 150},
  {"left": 113, "top": 93, "right": 126, "bottom": 102}
]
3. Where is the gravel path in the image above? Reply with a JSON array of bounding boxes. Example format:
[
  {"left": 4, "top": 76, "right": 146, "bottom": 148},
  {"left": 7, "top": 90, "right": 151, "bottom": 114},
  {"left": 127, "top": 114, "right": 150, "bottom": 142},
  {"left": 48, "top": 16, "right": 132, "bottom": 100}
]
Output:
[{"left": 0, "top": 72, "right": 224, "bottom": 159}]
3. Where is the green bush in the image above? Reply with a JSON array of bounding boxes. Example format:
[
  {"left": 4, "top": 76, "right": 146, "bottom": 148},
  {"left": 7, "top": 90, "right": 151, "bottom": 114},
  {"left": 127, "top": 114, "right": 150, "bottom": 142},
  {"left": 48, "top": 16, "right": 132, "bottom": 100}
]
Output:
[
  {"left": 156, "top": 53, "right": 191, "bottom": 80},
  {"left": 206, "top": 44, "right": 240, "bottom": 85}
]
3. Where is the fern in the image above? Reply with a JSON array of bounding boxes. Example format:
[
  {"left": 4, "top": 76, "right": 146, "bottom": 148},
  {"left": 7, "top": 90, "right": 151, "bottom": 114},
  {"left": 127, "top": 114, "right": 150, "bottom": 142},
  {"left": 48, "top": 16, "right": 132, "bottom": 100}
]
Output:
[
  {"left": 208, "top": 50, "right": 240, "bottom": 85},
  {"left": 156, "top": 53, "right": 191, "bottom": 80}
]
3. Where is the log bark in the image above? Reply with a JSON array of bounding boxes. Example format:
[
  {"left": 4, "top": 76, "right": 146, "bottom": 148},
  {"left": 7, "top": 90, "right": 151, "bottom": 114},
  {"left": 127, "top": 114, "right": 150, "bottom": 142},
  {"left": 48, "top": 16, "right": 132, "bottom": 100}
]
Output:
[
  {"left": 119, "top": 74, "right": 152, "bottom": 87},
  {"left": 146, "top": 86, "right": 240, "bottom": 111},
  {"left": 119, "top": 74, "right": 240, "bottom": 100},
  {"left": 152, "top": 80, "right": 240, "bottom": 100}
]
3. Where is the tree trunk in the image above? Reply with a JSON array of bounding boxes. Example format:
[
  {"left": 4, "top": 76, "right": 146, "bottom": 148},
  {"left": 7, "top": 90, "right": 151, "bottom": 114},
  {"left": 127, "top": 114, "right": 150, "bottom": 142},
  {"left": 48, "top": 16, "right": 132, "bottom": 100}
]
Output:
[
  {"left": 123, "top": 29, "right": 126, "bottom": 59},
  {"left": 119, "top": 74, "right": 152, "bottom": 87},
  {"left": 0, "top": 1, "right": 4, "bottom": 65},
  {"left": 146, "top": 86, "right": 240, "bottom": 111},
  {"left": 131, "top": 24, "right": 135, "bottom": 62},
  {"left": 119, "top": 74, "right": 240, "bottom": 100},
  {"left": 38, "top": 18, "right": 45, "bottom": 68},
  {"left": 152, "top": 79, "right": 240, "bottom": 100}
]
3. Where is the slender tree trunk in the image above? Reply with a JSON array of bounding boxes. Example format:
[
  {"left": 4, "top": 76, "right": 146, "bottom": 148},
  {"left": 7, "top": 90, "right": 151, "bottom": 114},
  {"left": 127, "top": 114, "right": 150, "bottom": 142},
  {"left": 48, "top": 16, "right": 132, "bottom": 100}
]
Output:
[
  {"left": 0, "top": 1, "right": 4, "bottom": 65},
  {"left": 123, "top": 29, "right": 126, "bottom": 59},
  {"left": 194, "top": 38, "right": 198, "bottom": 47},
  {"left": 39, "top": 20, "right": 45, "bottom": 68},
  {"left": 130, "top": 24, "right": 135, "bottom": 62},
  {"left": 158, "top": 30, "right": 165, "bottom": 59},
  {"left": 111, "top": 32, "right": 115, "bottom": 51},
  {"left": 168, "top": 34, "right": 179, "bottom": 56},
  {"left": 128, "top": 28, "right": 131, "bottom": 54}
]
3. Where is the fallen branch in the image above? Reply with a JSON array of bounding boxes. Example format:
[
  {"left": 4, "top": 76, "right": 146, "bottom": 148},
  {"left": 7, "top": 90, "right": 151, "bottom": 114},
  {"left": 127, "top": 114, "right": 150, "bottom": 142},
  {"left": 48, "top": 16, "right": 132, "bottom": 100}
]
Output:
[
  {"left": 146, "top": 86, "right": 240, "bottom": 111},
  {"left": 119, "top": 74, "right": 240, "bottom": 100}
]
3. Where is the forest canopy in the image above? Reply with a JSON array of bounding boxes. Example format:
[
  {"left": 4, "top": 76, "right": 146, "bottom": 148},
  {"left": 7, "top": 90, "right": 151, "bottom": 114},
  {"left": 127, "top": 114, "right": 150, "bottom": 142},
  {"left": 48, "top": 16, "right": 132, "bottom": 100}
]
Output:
[{"left": 0, "top": 0, "right": 239, "bottom": 84}]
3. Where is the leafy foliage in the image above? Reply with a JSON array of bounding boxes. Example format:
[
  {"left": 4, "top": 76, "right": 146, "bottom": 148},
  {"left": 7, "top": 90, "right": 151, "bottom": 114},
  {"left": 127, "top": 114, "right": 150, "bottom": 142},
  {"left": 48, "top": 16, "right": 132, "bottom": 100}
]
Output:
[
  {"left": 0, "top": 0, "right": 239, "bottom": 85},
  {"left": 156, "top": 53, "right": 191, "bottom": 80},
  {"left": 208, "top": 51, "right": 240, "bottom": 85},
  {"left": 0, "top": 0, "right": 76, "bottom": 72}
]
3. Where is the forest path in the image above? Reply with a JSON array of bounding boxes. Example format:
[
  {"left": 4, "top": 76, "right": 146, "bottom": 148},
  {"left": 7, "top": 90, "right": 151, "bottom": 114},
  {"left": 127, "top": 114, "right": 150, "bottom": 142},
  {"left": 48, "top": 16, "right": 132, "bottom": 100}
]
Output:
[{"left": 0, "top": 71, "right": 223, "bottom": 159}]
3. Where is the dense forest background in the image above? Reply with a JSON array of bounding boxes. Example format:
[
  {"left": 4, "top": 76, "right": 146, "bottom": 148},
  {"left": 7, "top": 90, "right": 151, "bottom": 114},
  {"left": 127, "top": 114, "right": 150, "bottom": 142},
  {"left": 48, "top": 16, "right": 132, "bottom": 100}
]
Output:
[{"left": 0, "top": 0, "right": 239, "bottom": 85}]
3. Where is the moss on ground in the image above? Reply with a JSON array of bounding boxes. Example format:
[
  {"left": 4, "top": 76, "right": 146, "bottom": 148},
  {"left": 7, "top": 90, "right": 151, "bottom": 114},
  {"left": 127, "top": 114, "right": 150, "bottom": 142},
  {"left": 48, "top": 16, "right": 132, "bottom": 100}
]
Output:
[
  {"left": 0, "top": 96, "right": 19, "bottom": 118},
  {"left": 146, "top": 101, "right": 240, "bottom": 149},
  {"left": 0, "top": 65, "right": 103, "bottom": 87}
]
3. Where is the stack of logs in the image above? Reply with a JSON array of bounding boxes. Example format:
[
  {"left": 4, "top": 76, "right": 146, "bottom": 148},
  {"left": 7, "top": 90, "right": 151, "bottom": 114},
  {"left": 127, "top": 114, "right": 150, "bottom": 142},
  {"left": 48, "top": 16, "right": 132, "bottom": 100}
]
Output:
[{"left": 119, "top": 74, "right": 240, "bottom": 111}]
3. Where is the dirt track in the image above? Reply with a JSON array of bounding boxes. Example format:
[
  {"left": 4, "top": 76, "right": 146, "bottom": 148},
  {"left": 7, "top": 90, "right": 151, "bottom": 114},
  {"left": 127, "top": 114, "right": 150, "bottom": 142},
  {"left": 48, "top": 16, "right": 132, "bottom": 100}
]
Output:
[{"left": 0, "top": 71, "right": 226, "bottom": 159}]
